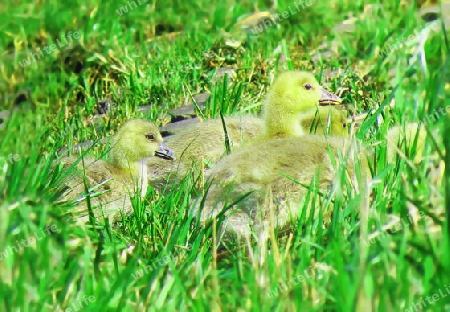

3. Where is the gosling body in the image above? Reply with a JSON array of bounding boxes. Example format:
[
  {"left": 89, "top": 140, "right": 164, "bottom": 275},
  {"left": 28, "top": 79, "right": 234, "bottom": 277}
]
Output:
[
  {"left": 195, "top": 135, "right": 366, "bottom": 242},
  {"left": 147, "top": 115, "right": 263, "bottom": 188}
]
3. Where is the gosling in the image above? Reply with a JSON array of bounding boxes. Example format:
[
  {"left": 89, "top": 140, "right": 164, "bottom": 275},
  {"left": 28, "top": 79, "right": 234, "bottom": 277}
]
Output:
[
  {"left": 148, "top": 71, "right": 343, "bottom": 188},
  {"left": 57, "top": 119, "right": 175, "bottom": 224}
]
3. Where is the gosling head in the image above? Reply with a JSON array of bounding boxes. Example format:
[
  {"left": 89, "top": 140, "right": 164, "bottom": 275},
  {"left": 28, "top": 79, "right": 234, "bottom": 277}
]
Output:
[
  {"left": 264, "top": 71, "right": 342, "bottom": 138},
  {"left": 267, "top": 71, "right": 342, "bottom": 111},
  {"left": 111, "top": 119, "right": 175, "bottom": 169}
]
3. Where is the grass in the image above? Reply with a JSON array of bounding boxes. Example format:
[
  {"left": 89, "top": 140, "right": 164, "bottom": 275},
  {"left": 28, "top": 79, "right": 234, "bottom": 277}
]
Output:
[{"left": 1, "top": 0, "right": 449, "bottom": 310}]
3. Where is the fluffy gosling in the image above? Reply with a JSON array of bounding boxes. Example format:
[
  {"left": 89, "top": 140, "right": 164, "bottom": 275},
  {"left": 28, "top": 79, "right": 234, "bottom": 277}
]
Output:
[{"left": 58, "top": 119, "right": 174, "bottom": 224}]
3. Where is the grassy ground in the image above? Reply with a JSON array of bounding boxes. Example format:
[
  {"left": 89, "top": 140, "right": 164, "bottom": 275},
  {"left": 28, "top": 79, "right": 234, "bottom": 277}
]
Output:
[{"left": 1, "top": 0, "right": 449, "bottom": 311}]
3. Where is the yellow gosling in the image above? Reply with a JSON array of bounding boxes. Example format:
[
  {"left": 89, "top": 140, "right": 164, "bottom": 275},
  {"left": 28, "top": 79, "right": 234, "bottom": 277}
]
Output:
[{"left": 58, "top": 119, "right": 174, "bottom": 224}]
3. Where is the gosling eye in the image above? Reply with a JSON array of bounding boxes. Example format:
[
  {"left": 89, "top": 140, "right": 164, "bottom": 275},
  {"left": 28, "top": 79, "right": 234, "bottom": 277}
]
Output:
[
  {"left": 304, "top": 83, "right": 313, "bottom": 90},
  {"left": 343, "top": 123, "right": 347, "bottom": 128},
  {"left": 145, "top": 134, "right": 155, "bottom": 140}
]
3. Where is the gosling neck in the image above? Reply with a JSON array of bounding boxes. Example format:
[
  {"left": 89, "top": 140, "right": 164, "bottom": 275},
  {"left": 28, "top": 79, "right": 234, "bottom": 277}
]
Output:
[
  {"left": 109, "top": 145, "right": 142, "bottom": 175},
  {"left": 265, "top": 104, "right": 305, "bottom": 138},
  {"left": 110, "top": 148, "right": 148, "bottom": 195},
  {"left": 137, "top": 159, "right": 148, "bottom": 196}
]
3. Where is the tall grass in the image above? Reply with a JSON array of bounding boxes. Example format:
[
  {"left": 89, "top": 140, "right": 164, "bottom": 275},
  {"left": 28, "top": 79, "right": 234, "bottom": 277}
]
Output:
[{"left": 0, "top": 0, "right": 448, "bottom": 310}]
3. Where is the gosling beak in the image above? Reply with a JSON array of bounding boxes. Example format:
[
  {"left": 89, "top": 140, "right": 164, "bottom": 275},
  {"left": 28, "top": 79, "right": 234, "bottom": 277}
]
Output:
[
  {"left": 319, "top": 88, "right": 342, "bottom": 106},
  {"left": 155, "top": 142, "right": 175, "bottom": 160}
]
